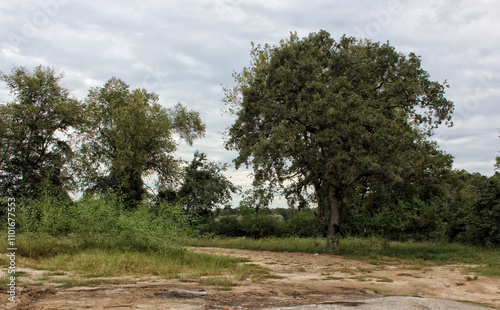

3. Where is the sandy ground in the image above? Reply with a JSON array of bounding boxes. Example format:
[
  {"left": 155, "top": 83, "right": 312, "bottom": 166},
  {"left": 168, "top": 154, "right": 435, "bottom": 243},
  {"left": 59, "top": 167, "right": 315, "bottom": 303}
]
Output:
[{"left": 2, "top": 247, "right": 500, "bottom": 309}]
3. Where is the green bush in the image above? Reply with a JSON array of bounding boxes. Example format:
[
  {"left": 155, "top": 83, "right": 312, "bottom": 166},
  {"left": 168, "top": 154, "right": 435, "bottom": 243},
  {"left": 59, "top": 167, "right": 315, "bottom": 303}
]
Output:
[
  {"left": 285, "top": 210, "right": 325, "bottom": 237},
  {"left": 204, "top": 209, "right": 326, "bottom": 239},
  {"left": 211, "top": 216, "right": 245, "bottom": 237}
]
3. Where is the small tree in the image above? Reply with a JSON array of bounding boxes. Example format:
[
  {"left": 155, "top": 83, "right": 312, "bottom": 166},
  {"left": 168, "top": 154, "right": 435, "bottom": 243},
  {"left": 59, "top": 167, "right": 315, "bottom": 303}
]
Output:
[
  {"left": 0, "top": 65, "right": 80, "bottom": 199},
  {"left": 176, "top": 151, "right": 239, "bottom": 216},
  {"left": 75, "top": 77, "right": 205, "bottom": 208}
]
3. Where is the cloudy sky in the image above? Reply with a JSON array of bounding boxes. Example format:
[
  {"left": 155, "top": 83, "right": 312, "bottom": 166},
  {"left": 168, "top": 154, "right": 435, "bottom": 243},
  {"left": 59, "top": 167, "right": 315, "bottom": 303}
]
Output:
[{"left": 1, "top": 0, "right": 499, "bottom": 206}]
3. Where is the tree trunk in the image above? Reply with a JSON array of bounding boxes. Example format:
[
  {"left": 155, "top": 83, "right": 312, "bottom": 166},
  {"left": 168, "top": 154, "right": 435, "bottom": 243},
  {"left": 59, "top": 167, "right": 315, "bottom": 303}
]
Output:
[
  {"left": 326, "top": 184, "right": 341, "bottom": 251},
  {"left": 314, "top": 183, "right": 324, "bottom": 219}
]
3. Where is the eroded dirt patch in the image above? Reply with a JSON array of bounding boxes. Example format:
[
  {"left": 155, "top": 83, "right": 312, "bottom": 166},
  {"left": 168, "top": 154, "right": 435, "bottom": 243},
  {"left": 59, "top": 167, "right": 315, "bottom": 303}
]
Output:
[{"left": 3, "top": 247, "right": 500, "bottom": 309}]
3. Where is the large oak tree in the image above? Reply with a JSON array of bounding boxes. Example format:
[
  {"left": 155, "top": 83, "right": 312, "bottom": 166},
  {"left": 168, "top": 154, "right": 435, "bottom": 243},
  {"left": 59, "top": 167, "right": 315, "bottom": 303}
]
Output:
[{"left": 224, "top": 31, "right": 454, "bottom": 249}]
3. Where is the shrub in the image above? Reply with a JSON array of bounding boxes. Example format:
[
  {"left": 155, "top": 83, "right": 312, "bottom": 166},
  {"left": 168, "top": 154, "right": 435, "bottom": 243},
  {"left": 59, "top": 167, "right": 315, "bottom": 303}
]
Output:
[
  {"left": 211, "top": 216, "right": 245, "bottom": 237},
  {"left": 9, "top": 194, "right": 191, "bottom": 253},
  {"left": 285, "top": 210, "right": 325, "bottom": 237},
  {"left": 240, "top": 213, "right": 285, "bottom": 238}
]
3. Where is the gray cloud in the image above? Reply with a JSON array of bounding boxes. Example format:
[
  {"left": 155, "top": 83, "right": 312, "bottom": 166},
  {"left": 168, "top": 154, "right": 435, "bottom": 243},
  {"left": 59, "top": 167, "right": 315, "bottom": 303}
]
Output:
[{"left": 1, "top": 0, "right": 499, "bottom": 207}]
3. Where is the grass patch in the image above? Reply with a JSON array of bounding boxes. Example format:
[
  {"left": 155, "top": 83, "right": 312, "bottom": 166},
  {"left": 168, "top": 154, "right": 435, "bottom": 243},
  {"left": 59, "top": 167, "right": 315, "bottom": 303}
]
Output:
[
  {"left": 185, "top": 236, "right": 326, "bottom": 253},
  {"left": 322, "top": 276, "right": 343, "bottom": 280},
  {"left": 336, "top": 237, "right": 500, "bottom": 276},
  {"left": 42, "top": 271, "right": 67, "bottom": 276},
  {"left": 376, "top": 276, "right": 394, "bottom": 283},
  {"left": 186, "top": 236, "right": 500, "bottom": 277},
  {"left": 396, "top": 273, "right": 423, "bottom": 278},
  {"left": 20, "top": 247, "right": 257, "bottom": 280},
  {"left": 14, "top": 271, "right": 29, "bottom": 277},
  {"left": 356, "top": 267, "right": 373, "bottom": 273},
  {"left": 199, "top": 276, "right": 236, "bottom": 287},
  {"left": 0, "top": 234, "right": 276, "bottom": 289},
  {"left": 53, "top": 277, "right": 138, "bottom": 288},
  {"left": 0, "top": 233, "right": 83, "bottom": 259}
]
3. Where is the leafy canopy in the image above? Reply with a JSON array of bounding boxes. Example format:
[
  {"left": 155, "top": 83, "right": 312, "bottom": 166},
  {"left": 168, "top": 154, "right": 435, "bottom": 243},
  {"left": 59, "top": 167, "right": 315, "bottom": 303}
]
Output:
[
  {"left": 177, "top": 150, "right": 239, "bottom": 216},
  {"left": 0, "top": 65, "right": 80, "bottom": 199},
  {"left": 75, "top": 77, "right": 205, "bottom": 207},
  {"left": 224, "top": 31, "right": 454, "bottom": 246}
]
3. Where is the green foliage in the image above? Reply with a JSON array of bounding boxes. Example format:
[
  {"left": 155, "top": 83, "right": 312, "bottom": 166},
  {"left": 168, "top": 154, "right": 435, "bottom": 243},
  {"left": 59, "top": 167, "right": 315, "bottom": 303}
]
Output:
[
  {"left": 224, "top": 31, "right": 454, "bottom": 248},
  {"left": 74, "top": 196, "right": 192, "bottom": 251},
  {"left": 203, "top": 208, "right": 325, "bottom": 239},
  {"left": 175, "top": 151, "right": 239, "bottom": 216},
  {"left": 448, "top": 172, "right": 500, "bottom": 246},
  {"left": 0, "top": 65, "right": 81, "bottom": 199},
  {"left": 75, "top": 77, "right": 205, "bottom": 208},
  {"left": 15, "top": 196, "right": 73, "bottom": 236},
  {"left": 211, "top": 216, "right": 246, "bottom": 237},
  {"left": 11, "top": 233, "right": 82, "bottom": 259},
  {"left": 240, "top": 212, "right": 285, "bottom": 238},
  {"left": 286, "top": 210, "right": 325, "bottom": 237},
  {"left": 370, "top": 199, "right": 444, "bottom": 241},
  {"left": 10, "top": 194, "right": 192, "bottom": 255}
]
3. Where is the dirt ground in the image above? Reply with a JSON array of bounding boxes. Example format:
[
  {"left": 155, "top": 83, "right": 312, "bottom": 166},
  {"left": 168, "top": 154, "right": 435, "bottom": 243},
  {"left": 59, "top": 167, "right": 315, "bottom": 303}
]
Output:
[{"left": 3, "top": 247, "right": 500, "bottom": 309}]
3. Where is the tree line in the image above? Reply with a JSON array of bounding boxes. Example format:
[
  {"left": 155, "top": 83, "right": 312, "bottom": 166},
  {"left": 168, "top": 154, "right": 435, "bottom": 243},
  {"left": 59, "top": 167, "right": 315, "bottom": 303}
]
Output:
[
  {"left": 0, "top": 66, "right": 236, "bottom": 213},
  {"left": 1, "top": 30, "right": 499, "bottom": 249}
]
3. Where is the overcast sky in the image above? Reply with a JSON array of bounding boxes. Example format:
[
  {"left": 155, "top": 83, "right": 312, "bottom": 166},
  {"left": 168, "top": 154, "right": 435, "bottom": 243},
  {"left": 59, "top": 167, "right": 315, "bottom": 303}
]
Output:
[{"left": 1, "top": 0, "right": 499, "bottom": 206}]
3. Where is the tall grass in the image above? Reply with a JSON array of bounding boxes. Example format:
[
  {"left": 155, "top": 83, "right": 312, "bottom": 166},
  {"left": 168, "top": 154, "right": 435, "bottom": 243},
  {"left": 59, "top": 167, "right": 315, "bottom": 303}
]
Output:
[
  {"left": 337, "top": 237, "right": 500, "bottom": 277},
  {"left": 7, "top": 194, "right": 191, "bottom": 256},
  {"left": 18, "top": 247, "right": 251, "bottom": 279}
]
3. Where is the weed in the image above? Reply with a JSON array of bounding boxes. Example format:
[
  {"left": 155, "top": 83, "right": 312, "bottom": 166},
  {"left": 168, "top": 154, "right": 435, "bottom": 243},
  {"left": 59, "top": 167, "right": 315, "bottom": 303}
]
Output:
[
  {"left": 14, "top": 271, "right": 29, "bottom": 277},
  {"left": 42, "top": 270, "right": 67, "bottom": 276},
  {"left": 356, "top": 267, "right": 373, "bottom": 273},
  {"left": 199, "top": 276, "right": 236, "bottom": 287},
  {"left": 465, "top": 275, "right": 479, "bottom": 281},
  {"left": 10, "top": 243, "right": 275, "bottom": 289},
  {"left": 397, "top": 273, "right": 413, "bottom": 277},
  {"left": 363, "top": 287, "right": 394, "bottom": 296},
  {"left": 53, "top": 277, "right": 137, "bottom": 288},
  {"left": 322, "top": 276, "right": 343, "bottom": 280}
]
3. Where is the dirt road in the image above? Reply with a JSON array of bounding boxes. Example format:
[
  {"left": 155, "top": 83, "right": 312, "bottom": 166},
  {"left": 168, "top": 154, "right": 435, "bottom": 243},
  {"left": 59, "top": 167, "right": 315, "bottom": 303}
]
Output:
[{"left": 6, "top": 247, "right": 500, "bottom": 309}]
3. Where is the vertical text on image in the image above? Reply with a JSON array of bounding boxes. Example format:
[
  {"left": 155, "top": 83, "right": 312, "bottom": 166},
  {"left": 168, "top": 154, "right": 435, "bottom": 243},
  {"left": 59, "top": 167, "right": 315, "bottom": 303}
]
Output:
[{"left": 6, "top": 197, "right": 17, "bottom": 303}]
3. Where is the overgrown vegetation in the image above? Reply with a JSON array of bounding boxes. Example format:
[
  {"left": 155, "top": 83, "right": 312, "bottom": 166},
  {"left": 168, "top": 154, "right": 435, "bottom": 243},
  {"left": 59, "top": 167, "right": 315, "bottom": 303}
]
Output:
[{"left": 8, "top": 193, "right": 190, "bottom": 254}]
